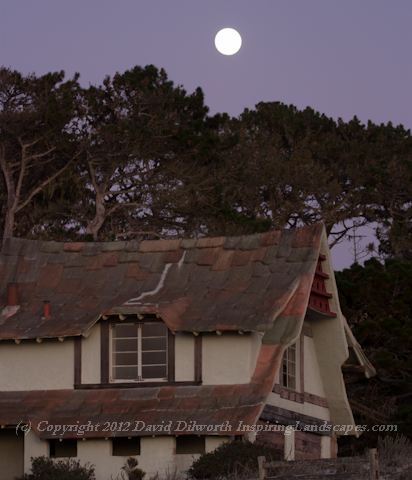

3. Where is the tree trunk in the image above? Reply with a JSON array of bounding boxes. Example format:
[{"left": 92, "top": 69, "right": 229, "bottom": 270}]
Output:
[
  {"left": 85, "top": 192, "right": 106, "bottom": 241},
  {"left": 1, "top": 171, "right": 17, "bottom": 247},
  {"left": 2, "top": 207, "right": 15, "bottom": 246}
]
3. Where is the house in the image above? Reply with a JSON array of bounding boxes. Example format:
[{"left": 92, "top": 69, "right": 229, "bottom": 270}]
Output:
[{"left": 0, "top": 224, "right": 373, "bottom": 479}]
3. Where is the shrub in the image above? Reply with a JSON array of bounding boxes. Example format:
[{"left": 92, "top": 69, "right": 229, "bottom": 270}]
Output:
[
  {"left": 120, "top": 457, "right": 146, "bottom": 480},
  {"left": 187, "top": 440, "right": 281, "bottom": 479},
  {"left": 378, "top": 434, "right": 412, "bottom": 470},
  {"left": 18, "top": 456, "right": 95, "bottom": 480}
]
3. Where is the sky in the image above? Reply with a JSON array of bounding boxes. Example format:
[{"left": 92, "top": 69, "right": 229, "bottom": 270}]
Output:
[{"left": 1, "top": 0, "right": 411, "bottom": 269}]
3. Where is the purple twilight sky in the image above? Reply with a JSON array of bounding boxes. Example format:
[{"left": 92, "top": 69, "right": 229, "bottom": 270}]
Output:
[{"left": 1, "top": 0, "right": 411, "bottom": 269}]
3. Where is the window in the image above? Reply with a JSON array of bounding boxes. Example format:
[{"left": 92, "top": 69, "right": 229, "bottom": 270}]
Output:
[
  {"left": 176, "top": 436, "right": 205, "bottom": 454},
  {"left": 112, "top": 437, "right": 141, "bottom": 456},
  {"left": 281, "top": 343, "right": 297, "bottom": 390},
  {"left": 111, "top": 321, "right": 168, "bottom": 382},
  {"left": 49, "top": 439, "right": 77, "bottom": 458}
]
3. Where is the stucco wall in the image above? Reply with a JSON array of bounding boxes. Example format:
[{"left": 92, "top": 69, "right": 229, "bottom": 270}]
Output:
[
  {"left": 0, "top": 429, "right": 24, "bottom": 480},
  {"left": 270, "top": 333, "right": 329, "bottom": 420},
  {"left": 303, "top": 335, "right": 326, "bottom": 397},
  {"left": 81, "top": 324, "right": 101, "bottom": 384},
  {"left": 175, "top": 333, "right": 195, "bottom": 381},
  {"left": 79, "top": 327, "right": 261, "bottom": 385},
  {"left": 205, "top": 435, "right": 230, "bottom": 452},
  {"left": 23, "top": 435, "right": 230, "bottom": 479},
  {"left": 24, "top": 430, "right": 48, "bottom": 472},
  {"left": 0, "top": 339, "right": 74, "bottom": 391},
  {"left": 202, "top": 332, "right": 262, "bottom": 385},
  {"left": 320, "top": 435, "right": 332, "bottom": 458}
]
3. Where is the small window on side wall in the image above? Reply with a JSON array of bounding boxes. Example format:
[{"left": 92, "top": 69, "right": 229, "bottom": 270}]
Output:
[
  {"left": 112, "top": 437, "right": 141, "bottom": 456},
  {"left": 281, "top": 343, "right": 297, "bottom": 390},
  {"left": 176, "top": 435, "right": 205, "bottom": 454},
  {"left": 49, "top": 439, "right": 77, "bottom": 458}
]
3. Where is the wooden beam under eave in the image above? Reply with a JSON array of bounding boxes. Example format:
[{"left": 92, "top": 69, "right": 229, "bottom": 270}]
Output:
[
  {"left": 194, "top": 334, "right": 202, "bottom": 383},
  {"left": 74, "top": 336, "right": 82, "bottom": 386}
]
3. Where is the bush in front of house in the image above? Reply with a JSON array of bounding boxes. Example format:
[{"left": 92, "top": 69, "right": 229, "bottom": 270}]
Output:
[
  {"left": 187, "top": 440, "right": 281, "bottom": 479},
  {"left": 119, "top": 457, "right": 146, "bottom": 480},
  {"left": 18, "top": 456, "right": 95, "bottom": 480}
]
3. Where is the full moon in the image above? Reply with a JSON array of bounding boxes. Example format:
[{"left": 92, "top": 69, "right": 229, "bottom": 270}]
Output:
[{"left": 214, "top": 28, "right": 242, "bottom": 56}]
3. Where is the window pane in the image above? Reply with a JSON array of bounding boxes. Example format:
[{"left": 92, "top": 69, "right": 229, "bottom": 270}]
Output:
[
  {"left": 142, "top": 365, "right": 167, "bottom": 379},
  {"left": 112, "top": 437, "right": 141, "bottom": 456},
  {"left": 49, "top": 439, "right": 77, "bottom": 458},
  {"left": 280, "top": 343, "right": 298, "bottom": 390},
  {"left": 142, "top": 336, "right": 167, "bottom": 351},
  {"left": 114, "top": 352, "right": 138, "bottom": 366},
  {"left": 111, "top": 320, "right": 169, "bottom": 383},
  {"left": 114, "top": 366, "right": 138, "bottom": 380},
  {"left": 142, "top": 323, "right": 167, "bottom": 337},
  {"left": 113, "top": 323, "right": 137, "bottom": 338},
  {"left": 113, "top": 338, "right": 138, "bottom": 352},
  {"left": 176, "top": 436, "right": 205, "bottom": 454},
  {"left": 142, "top": 351, "right": 167, "bottom": 365}
]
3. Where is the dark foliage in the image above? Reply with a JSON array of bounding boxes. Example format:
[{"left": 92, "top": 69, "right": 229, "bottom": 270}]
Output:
[
  {"left": 17, "top": 456, "right": 95, "bottom": 480},
  {"left": 1, "top": 65, "right": 412, "bottom": 255},
  {"left": 187, "top": 440, "right": 281, "bottom": 479},
  {"left": 336, "top": 258, "right": 412, "bottom": 437}
]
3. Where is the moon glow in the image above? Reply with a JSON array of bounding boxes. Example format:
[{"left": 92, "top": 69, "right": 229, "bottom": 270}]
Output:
[{"left": 214, "top": 28, "right": 242, "bottom": 56}]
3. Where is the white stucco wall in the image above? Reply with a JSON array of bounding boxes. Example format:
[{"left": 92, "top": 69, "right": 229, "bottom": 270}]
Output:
[
  {"left": 81, "top": 324, "right": 101, "bottom": 384},
  {"left": 0, "top": 339, "right": 74, "bottom": 391},
  {"left": 202, "top": 332, "right": 261, "bottom": 385},
  {"left": 303, "top": 336, "right": 326, "bottom": 397},
  {"left": 77, "top": 439, "right": 133, "bottom": 479},
  {"left": 320, "top": 435, "right": 332, "bottom": 458},
  {"left": 24, "top": 430, "right": 48, "bottom": 472},
  {"left": 175, "top": 333, "right": 195, "bottom": 381},
  {"left": 23, "top": 435, "right": 230, "bottom": 479},
  {"left": 0, "top": 429, "right": 24, "bottom": 479},
  {"left": 78, "top": 323, "right": 263, "bottom": 386},
  {"left": 270, "top": 333, "right": 329, "bottom": 420},
  {"left": 205, "top": 435, "right": 230, "bottom": 452}
]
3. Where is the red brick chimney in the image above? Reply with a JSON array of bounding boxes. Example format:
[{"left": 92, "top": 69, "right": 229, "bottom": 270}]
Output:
[
  {"left": 43, "top": 301, "right": 51, "bottom": 319},
  {"left": 6, "top": 283, "right": 18, "bottom": 306}
]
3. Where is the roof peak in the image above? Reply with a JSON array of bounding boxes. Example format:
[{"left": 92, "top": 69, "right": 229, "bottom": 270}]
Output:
[{"left": 2, "top": 223, "right": 325, "bottom": 256}]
